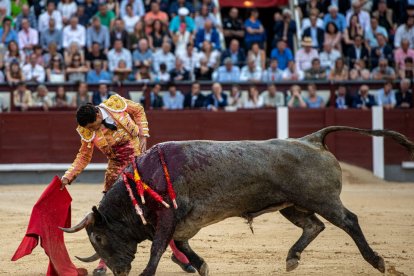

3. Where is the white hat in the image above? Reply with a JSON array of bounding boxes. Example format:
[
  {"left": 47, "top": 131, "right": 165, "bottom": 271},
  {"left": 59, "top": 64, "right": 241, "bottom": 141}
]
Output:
[{"left": 178, "top": 7, "right": 189, "bottom": 16}]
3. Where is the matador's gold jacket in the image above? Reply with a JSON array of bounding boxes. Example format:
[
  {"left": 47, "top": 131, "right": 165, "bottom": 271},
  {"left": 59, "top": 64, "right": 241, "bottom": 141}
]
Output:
[{"left": 63, "top": 94, "right": 149, "bottom": 190}]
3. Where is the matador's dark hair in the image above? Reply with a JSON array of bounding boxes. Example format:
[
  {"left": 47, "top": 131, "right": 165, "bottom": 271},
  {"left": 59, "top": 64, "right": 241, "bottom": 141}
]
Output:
[{"left": 76, "top": 103, "right": 98, "bottom": 127}]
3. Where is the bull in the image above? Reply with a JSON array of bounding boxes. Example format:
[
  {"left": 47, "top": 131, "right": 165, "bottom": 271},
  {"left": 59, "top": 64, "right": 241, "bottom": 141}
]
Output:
[{"left": 62, "top": 126, "right": 414, "bottom": 276}]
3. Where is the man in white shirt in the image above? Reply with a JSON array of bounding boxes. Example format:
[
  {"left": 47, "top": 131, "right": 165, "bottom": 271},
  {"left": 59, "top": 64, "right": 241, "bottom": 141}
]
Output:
[
  {"left": 319, "top": 43, "right": 341, "bottom": 70},
  {"left": 178, "top": 43, "right": 200, "bottom": 73},
  {"left": 38, "top": 1, "right": 63, "bottom": 33},
  {"left": 62, "top": 16, "right": 86, "bottom": 49},
  {"left": 18, "top": 18, "right": 38, "bottom": 54},
  {"left": 107, "top": 39, "right": 133, "bottom": 72},
  {"left": 22, "top": 54, "right": 46, "bottom": 83},
  {"left": 295, "top": 37, "right": 319, "bottom": 71},
  {"left": 346, "top": 0, "right": 371, "bottom": 33},
  {"left": 394, "top": 16, "right": 414, "bottom": 48},
  {"left": 153, "top": 41, "right": 176, "bottom": 72},
  {"left": 240, "top": 58, "right": 262, "bottom": 82}
]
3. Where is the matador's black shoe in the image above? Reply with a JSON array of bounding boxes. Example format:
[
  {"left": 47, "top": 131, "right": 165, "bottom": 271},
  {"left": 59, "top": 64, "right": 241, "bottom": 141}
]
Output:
[{"left": 171, "top": 254, "right": 197, "bottom": 273}]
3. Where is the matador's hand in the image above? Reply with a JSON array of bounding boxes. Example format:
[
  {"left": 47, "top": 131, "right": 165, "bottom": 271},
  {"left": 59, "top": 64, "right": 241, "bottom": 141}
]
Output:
[
  {"left": 61, "top": 177, "right": 70, "bottom": 190},
  {"left": 139, "top": 136, "right": 147, "bottom": 153}
]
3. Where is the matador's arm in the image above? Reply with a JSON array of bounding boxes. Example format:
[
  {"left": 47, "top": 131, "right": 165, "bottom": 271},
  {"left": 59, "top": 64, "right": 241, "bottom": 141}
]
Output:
[
  {"left": 63, "top": 141, "right": 94, "bottom": 183},
  {"left": 125, "top": 98, "right": 150, "bottom": 137}
]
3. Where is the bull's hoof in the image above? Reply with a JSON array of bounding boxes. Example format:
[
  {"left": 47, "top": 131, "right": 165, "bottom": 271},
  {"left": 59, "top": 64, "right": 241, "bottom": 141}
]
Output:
[
  {"left": 171, "top": 254, "right": 196, "bottom": 273},
  {"left": 375, "top": 253, "right": 385, "bottom": 273},
  {"left": 286, "top": 258, "right": 299, "bottom": 272},
  {"left": 199, "top": 262, "right": 209, "bottom": 276}
]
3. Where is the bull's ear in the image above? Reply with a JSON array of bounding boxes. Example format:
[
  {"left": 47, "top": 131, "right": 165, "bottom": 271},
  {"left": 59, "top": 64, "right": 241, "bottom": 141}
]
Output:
[{"left": 92, "top": 206, "right": 104, "bottom": 225}]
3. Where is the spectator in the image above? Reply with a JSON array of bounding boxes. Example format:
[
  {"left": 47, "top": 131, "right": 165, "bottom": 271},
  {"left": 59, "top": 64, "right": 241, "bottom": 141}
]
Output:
[
  {"left": 296, "top": 37, "right": 319, "bottom": 72},
  {"left": 205, "top": 82, "right": 228, "bottom": 111},
  {"left": 141, "top": 83, "right": 164, "bottom": 109},
  {"left": 119, "top": 0, "right": 143, "bottom": 19},
  {"left": 241, "top": 85, "right": 263, "bottom": 109},
  {"left": 18, "top": 18, "right": 38, "bottom": 54},
  {"left": 133, "top": 38, "right": 153, "bottom": 69},
  {"left": 64, "top": 42, "right": 85, "bottom": 66},
  {"left": 15, "top": 4, "right": 37, "bottom": 31},
  {"left": 214, "top": 57, "right": 240, "bottom": 82},
  {"left": 86, "top": 42, "right": 108, "bottom": 69},
  {"left": 92, "top": 83, "right": 115, "bottom": 105},
  {"left": 40, "top": 18, "right": 62, "bottom": 52},
  {"left": 221, "top": 39, "right": 245, "bottom": 68},
  {"left": 43, "top": 43, "right": 63, "bottom": 68},
  {"left": 128, "top": 21, "right": 147, "bottom": 50},
  {"left": 319, "top": 43, "right": 341, "bottom": 70},
  {"left": 396, "top": 78, "right": 413, "bottom": 108},
  {"left": 194, "top": 57, "right": 213, "bottom": 80},
  {"left": 395, "top": 39, "right": 414, "bottom": 71},
  {"left": 346, "top": 35, "right": 369, "bottom": 69},
  {"left": 324, "top": 22, "right": 342, "bottom": 53},
  {"left": 0, "top": 17, "right": 17, "bottom": 45},
  {"left": 22, "top": 53, "right": 45, "bottom": 82},
  {"left": 352, "top": 85, "right": 376, "bottom": 109},
  {"left": 305, "top": 84, "right": 325, "bottom": 108},
  {"left": 0, "top": 6, "right": 11, "bottom": 26},
  {"left": 162, "top": 82, "right": 184, "bottom": 110},
  {"left": 273, "top": 9, "right": 296, "bottom": 50},
  {"left": 394, "top": 16, "right": 414, "bottom": 48},
  {"left": 299, "top": 0, "right": 324, "bottom": 18},
  {"left": 248, "top": 42, "right": 266, "bottom": 70},
  {"left": 75, "top": 81, "right": 91, "bottom": 107},
  {"left": 148, "top": 19, "right": 169, "bottom": 50},
  {"left": 169, "top": 7, "right": 195, "bottom": 34},
  {"left": 344, "top": 14, "right": 365, "bottom": 51},
  {"left": 370, "top": 33, "right": 393, "bottom": 68},
  {"left": 335, "top": 85, "right": 353, "bottom": 109},
  {"left": 270, "top": 40, "right": 293, "bottom": 70},
  {"left": 153, "top": 63, "right": 171, "bottom": 82},
  {"left": 303, "top": 14, "right": 325, "bottom": 51},
  {"left": 62, "top": 16, "right": 86, "bottom": 49},
  {"left": 399, "top": 57, "right": 414, "bottom": 79},
  {"left": 194, "top": 0, "right": 216, "bottom": 15},
  {"left": 195, "top": 4, "right": 218, "bottom": 31},
  {"left": 195, "top": 20, "right": 220, "bottom": 50},
  {"left": 169, "top": 0, "right": 194, "bottom": 18},
  {"left": 144, "top": 1, "right": 169, "bottom": 35},
  {"left": 261, "top": 84, "right": 284, "bottom": 107},
  {"left": 301, "top": 8, "right": 324, "bottom": 34},
  {"left": 33, "top": 85, "right": 52, "bottom": 111},
  {"left": 123, "top": 4, "right": 140, "bottom": 34},
  {"left": 6, "top": 61, "right": 24, "bottom": 84},
  {"left": 76, "top": 4, "right": 89, "bottom": 26},
  {"left": 153, "top": 41, "right": 176, "bottom": 72},
  {"left": 115, "top": 60, "right": 134, "bottom": 82},
  {"left": 58, "top": 0, "right": 77, "bottom": 25},
  {"left": 365, "top": 17, "right": 388, "bottom": 48},
  {"left": 287, "top": 85, "right": 306, "bottom": 108},
  {"left": 244, "top": 8, "right": 266, "bottom": 49},
  {"left": 240, "top": 58, "right": 262, "bottom": 82},
  {"left": 329, "top": 58, "right": 349, "bottom": 81},
  {"left": 372, "top": 0, "right": 394, "bottom": 35},
  {"left": 87, "top": 60, "right": 112, "bottom": 83},
  {"left": 53, "top": 86, "right": 76, "bottom": 108},
  {"left": 376, "top": 81, "right": 396, "bottom": 109},
  {"left": 228, "top": 84, "right": 242, "bottom": 108},
  {"left": 198, "top": 40, "right": 220, "bottom": 69},
  {"left": 67, "top": 53, "right": 88, "bottom": 82},
  {"left": 282, "top": 60, "right": 304, "bottom": 80},
  {"left": 169, "top": 58, "right": 190, "bottom": 81},
  {"left": 96, "top": 3, "right": 116, "bottom": 30},
  {"left": 84, "top": 0, "right": 98, "bottom": 23},
  {"left": 87, "top": 16, "right": 110, "bottom": 54},
  {"left": 33, "top": 45, "right": 45, "bottom": 67},
  {"left": 178, "top": 43, "right": 200, "bottom": 74},
  {"left": 305, "top": 58, "right": 327, "bottom": 80},
  {"left": 350, "top": 59, "right": 371, "bottom": 80},
  {"left": 13, "top": 82, "right": 32, "bottom": 111},
  {"left": 371, "top": 58, "right": 396, "bottom": 80},
  {"left": 222, "top": 7, "right": 244, "bottom": 47},
  {"left": 346, "top": 0, "right": 371, "bottom": 33},
  {"left": 184, "top": 82, "right": 206, "bottom": 109},
  {"left": 38, "top": 2, "right": 63, "bottom": 33},
  {"left": 47, "top": 56, "right": 66, "bottom": 83},
  {"left": 3, "top": 40, "right": 24, "bottom": 68},
  {"left": 262, "top": 59, "right": 283, "bottom": 82},
  {"left": 323, "top": 5, "right": 346, "bottom": 32},
  {"left": 107, "top": 39, "right": 132, "bottom": 72}
]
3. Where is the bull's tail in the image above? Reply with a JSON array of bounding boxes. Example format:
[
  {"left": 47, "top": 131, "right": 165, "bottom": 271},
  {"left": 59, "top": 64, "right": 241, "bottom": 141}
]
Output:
[{"left": 302, "top": 126, "right": 414, "bottom": 158}]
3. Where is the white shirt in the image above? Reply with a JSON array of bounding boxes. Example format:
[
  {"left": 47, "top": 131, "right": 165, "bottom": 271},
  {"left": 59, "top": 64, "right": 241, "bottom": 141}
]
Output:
[
  {"left": 18, "top": 28, "right": 39, "bottom": 50},
  {"left": 282, "top": 68, "right": 304, "bottom": 80},
  {"left": 62, "top": 24, "right": 86, "bottom": 48},
  {"left": 319, "top": 49, "right": 341, "bottom": 69},
  {"left": 198, "top": 50, "right": 221, "bottom": 68},
  {"left": 58, "top": 2, "right": 77, "bottom": 20},
  {"left": 178, "top": 51, "right": 201, "bottom": 72},
  {"left": 240, "top": 66, "right": 262, "bottom": 82},
  {"left": 301, "top": 18, "right": 324, "bottom": 33},
  {"left": 394, "top": 24, "right": 414, "bottom": 48},
  {"left": 97, "top": 106, "right": 115, "bottom": 124},
  {"left": 295, "top": 48, "right": 319, "bottom": 71},
  {"left": 0, "top": 0, "right": 11, "bottom": 16},
  {"left": 22, "top": 64, "right": 46, "bottom": 83},
  {"left": 346, "top": 10, "right": 371, "bottom": 33},
  {"left": 38, "top": 10, "right": 63, "bottom": 33},
  {"left": 123, "top": 15, "right": 140, "bottom": 33},
  {"left": 153, "top": 49, "right": 176, "bottom": 72}
]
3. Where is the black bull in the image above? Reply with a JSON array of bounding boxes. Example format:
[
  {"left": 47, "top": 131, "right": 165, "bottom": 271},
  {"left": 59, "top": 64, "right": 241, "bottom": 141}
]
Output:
[{"left": 62, "top": 126, "right": 414, "bottom": 276}]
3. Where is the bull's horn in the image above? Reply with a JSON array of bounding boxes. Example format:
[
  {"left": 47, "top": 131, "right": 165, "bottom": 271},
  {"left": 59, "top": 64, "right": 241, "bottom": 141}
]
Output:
[
  {"left": 75, "top": 253, "right": 100, "bottom": 263},
  {"left": 59, "top": 212, "right": 94, "bottom": 233}
]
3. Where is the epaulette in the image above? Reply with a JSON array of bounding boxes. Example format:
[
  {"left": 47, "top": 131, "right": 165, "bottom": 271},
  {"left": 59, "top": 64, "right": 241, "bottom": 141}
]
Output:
[
  {"left": 100, "top": 94, "right": 127, "bottom": 113},
  {"left": 76, "top": 126, "right": 95, "bottom": 143}
]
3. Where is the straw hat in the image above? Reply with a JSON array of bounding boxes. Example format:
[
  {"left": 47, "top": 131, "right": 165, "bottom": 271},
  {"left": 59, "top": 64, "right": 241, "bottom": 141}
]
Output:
[{"left": 302, "top": 37, "right": 313, "bottom": 47}]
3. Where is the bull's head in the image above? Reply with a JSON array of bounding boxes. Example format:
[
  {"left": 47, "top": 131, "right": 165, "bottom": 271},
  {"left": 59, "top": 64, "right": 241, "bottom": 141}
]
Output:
[{"left": 61, "top": 206, "right": 149, "bottom": 276}]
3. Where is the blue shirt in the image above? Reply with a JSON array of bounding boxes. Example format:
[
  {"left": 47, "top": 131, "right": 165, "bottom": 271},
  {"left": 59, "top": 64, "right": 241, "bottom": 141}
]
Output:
[
  {"left": 377, "top": 89, "right": 396, "bottom": 106},
  {"left": 0, "top": 28, "right": 17, "bottom": 45},
  {"left": 244, "top": 18, "right": 265, "bottom": 43},
  {"left": 306, "top": 96, "right": 324, "bottom": 108},
  {"left": 169, "top": 16, "right": 195, "bottom": 33},
  {"left": 163, "top": 91, "right": 184, "bottom": 110},
  {"left": 214, "top": 66, "right": 240, "bottom": 82},
  {"left": 323, "top": 13, "right": 347, "bottom": 32},
  {"left": 270, "top": 48, "right": 293, "bottom": 70},
  {"left": 87, "top": 70, "right": 112, "bottom": 83}
]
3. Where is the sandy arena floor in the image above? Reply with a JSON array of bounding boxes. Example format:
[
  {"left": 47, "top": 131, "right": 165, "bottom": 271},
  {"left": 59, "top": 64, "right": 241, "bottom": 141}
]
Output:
[{"left": 1, "top": 163, "right": 413, "bottom": 276}]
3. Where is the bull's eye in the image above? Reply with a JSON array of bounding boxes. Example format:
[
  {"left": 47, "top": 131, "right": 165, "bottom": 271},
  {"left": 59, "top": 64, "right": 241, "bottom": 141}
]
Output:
[{"left": 95, "top": 235, "right": 102, "bottom": 244}]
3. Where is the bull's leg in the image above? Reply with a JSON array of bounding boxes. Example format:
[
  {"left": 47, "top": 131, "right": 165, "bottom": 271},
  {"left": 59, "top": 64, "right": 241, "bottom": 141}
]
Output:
[
  {"left": 174, "top": 240, "right": 209, "bottom": 276},
  {"left": 280, "top": 207, "right": 325, "bottom": 272},
  {"left": 140, "top": 209, "right": 176, "bottom": 276},
  {"left": 315, "top": 201, "right": 385, "bottom": 273}
]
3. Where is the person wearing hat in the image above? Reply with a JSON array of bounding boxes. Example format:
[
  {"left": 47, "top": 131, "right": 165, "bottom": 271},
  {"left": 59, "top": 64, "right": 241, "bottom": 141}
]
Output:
[
  {"left": 295, "top": 37, "right": 319, "bottom": 72},
  {"left": 169, "top": 7, "right": 195, "bottom": 34},
  {"left": 323, "top": 5, "right": 347, "bottom": 32}
]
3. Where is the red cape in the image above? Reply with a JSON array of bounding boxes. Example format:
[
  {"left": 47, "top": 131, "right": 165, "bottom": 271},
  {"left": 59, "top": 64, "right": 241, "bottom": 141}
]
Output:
[{"left": 12, "top": 176, "right": 86, "bottom": 276}]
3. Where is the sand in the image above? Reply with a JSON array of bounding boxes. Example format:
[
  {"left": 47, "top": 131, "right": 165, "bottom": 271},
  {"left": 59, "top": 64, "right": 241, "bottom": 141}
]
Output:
[{"left": 1, "top": 163, "right": 413, "bottom": 276}]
